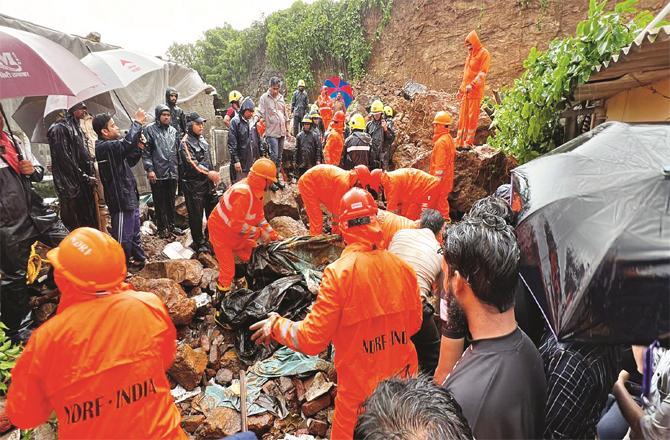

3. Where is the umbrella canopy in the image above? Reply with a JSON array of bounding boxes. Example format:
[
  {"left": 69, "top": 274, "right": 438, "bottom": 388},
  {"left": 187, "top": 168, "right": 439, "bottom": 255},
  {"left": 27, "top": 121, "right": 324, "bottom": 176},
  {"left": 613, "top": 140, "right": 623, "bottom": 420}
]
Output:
[
  {"left": 513, "top": 122, "right": 670, "bottom": 345},
  {"left": 13, "top": 93, "right": 115, "bottom": 143},
  {"left": 81, "top": 49, "right": 165, "bottom": 89},
  {"left": 0, "top": 26, "right": 102, "bottom": 99},
  {"left": 323, "top": 76, "right": 353, "bottom": 108}
]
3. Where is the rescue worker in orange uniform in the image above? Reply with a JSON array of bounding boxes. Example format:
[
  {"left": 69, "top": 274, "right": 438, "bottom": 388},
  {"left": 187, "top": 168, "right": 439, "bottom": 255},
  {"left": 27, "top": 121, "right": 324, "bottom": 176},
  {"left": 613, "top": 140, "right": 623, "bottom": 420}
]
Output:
[
  {"left": 323, "top": 110, "right": 346, "bottom": 166},
  {"left": 377, "top": 209, "right": 418, "bottom": 249},
  {"left": 297, "top": 164, "right": 372, "bottom": 236},
  {"left": 369, "top": 168, "right": 440, "bottom": 220},
  {"left": 250, "top": 187, "right": 422, "bottom": 439},
  {"left": 317, "top": 86, "right": 333, "bottom": 134},
  {"left": 456, "top": 30, "right": 491, "bottom": 148},
  {"left": 429, "top": 111, "right": 456, "bottom": 221},
  {"left": 6, "top": 227, "right": 185, "bottom": 439},
  {"left": 208, "top": 158, "right": 281, "bottom": 295}
]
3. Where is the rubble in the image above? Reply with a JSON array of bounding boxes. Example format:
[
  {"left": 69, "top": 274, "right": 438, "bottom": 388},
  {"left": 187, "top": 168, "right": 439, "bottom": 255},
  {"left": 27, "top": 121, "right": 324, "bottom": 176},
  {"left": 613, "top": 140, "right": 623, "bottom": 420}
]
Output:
[
  {"left": 264, "top": 184, "right": 301, "bottom": 221},
  {"left": 401, "top": 80, "right": 428, "bottom": 100},
  {"left": 248, "top": 413, "right": 275, "bottom": 435},
  {"left": 130, "top": 277, "right": 196, "bottom": 326},
  {"left": 215, "top": 368, "right": 234, "bottom": 385},
  {"left": 162, "top": 242, "right": 195, "bottom": 260},
  {"left": 198, "top": 252, "right": 219, "bottom": 270},
  {"left": 196, "top": 407, "right": 241, "bottom": 439},
  {"left": 138, "top": 259, "right": 204, "bottom": 287},
  {"left": 306, "top": 418, "right": 328, "bottom": 438},
  {"left": 269, "top": 216, "right": 309, "bottom": 238},
  {"left": 304, "top": 372, "right": 334, "bottom": 402},
  {"left": 169, "top": 344, "right": 208, "bottom": 390},
  {"left": 181, "top": 414, "right": 205, "bottom": 433},
  {"left": 301, "top": 393, "right": 331, "bottom": 418}
]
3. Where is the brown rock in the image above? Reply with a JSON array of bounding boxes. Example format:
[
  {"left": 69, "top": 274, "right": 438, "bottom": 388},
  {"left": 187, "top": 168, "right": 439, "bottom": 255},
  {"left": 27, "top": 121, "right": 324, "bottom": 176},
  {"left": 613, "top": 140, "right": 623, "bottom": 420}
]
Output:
[
  {"left": 168, "top": 344, "right": 208, "bottom": 390},
  {"left": 198, "top": 252, "right": 219, "bottom": 270},
  {"left": 130, "top": 277, "right": 196, "bottom": 326},
  {"left": 35, "top": 302, "right": 57, "bottom": 323},
  {"left": 205, "top": 368, "right": 217, "bottom": 379},
  {"left": 219, "top": 349, "right": 243, "bottom": 372},
  {"left": 264, "top": 184, "right": 300, "bottom": 220},
  {"left": 301, "top": 393, "right": 332, "bottom": 417},
  {"left": 307, "top": 418, "right": 328, "bottom": 438},
  {"left": 269, "top": 216, "right": 308, "bottom": 238},
  {"left": 304, "top": 372, "right": 334, "bottom": 402},
  {"left": 208, "top": 342, "right": 219, "bottom": 369},
  {"left": 138, "top": 259, "right": 203, "bottom": 287},
  {"left": 200, "top": 268, "right": 219, "bottom": 293},
  {"left": 0, "top": 401, "right": 12, "bottom": 434},
  {"left": 293, "top": 377, "right": 307, "bottom": 402},
  {"left": 215, "top": 368, "right": 234, "bottom": 385},
  {"left": 279, "top": 376, "right": 294, "bottom": 394},
  {"left": 247, "top": 413, "right": 275, "bottom": 435},
  {"left": 181, "top": 414, "right": 205, "bottom": 433},
  {"left": 196, "top": 407, "right": 241, "bottom": 439}
]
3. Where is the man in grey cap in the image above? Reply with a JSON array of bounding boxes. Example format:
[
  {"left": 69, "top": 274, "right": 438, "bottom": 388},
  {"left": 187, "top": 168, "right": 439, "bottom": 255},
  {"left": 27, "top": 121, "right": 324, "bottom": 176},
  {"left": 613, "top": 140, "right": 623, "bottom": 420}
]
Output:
[{"left": 179, "top": 112, "right": 220, "bottom": 253}]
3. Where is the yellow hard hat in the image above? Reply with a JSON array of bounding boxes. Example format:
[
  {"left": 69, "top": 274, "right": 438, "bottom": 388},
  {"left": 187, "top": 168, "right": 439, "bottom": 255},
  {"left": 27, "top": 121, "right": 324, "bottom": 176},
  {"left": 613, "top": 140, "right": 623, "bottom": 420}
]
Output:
[
  {"left": 228, "top": 90, "right": 243, "bottom": 103},
  {"left": 433, "top": 111, "right": 452, "bottom": 126},
  {"left": 370, "top": 100, "right": 384, "bottom": 114},
  {"left": 301, "top": 115, "right": 313, "bottom": 124},
  {"left": 349, "top": 113, "right": 366, "bottom": 131},
  {"left": 383, "top": 105, "right": 394, "bottom": 117},
  {"left": 298, "top": 79, "right": 306, "bottom": 87}
]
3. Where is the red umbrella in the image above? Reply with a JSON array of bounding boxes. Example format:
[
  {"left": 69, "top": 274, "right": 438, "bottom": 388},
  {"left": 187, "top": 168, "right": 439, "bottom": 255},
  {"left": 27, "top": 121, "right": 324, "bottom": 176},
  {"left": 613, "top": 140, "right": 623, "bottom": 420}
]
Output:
[{"left": 323, "top": 76, "right": 354, "bottom": 108}]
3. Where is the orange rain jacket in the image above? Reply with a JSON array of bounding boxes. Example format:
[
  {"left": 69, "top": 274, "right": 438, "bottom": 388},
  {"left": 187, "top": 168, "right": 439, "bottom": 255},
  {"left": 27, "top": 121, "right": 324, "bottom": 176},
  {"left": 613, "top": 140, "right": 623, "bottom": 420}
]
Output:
[
  {"left": 323, "top": 128, "right": 344, "bottom": 166},
  {"left": 382, "top": 168, "right": 440, "bottom": 220},
  {"left": 209, "top": 178, "right": 277, "bottom": 288},
  {"left": 298, "top": 164, "right": 357, "bottom": 235},
  {"left": 6, "top": 284, "right": 185, "bottom": 439},
  {"left": 270, "top": 241, "right": 422, "bottom": 439},
  {"left": 457, "top": 31, "right": 491, "bottom": 147},
  {"left": 378, "top": 209, "right": 417, "bottom": 248},
  {"left": 429, "top": 127, "right": 456, "bottom": 220},
  {"left": 317, "top": 93, "right": 334, "bottom": 132}
]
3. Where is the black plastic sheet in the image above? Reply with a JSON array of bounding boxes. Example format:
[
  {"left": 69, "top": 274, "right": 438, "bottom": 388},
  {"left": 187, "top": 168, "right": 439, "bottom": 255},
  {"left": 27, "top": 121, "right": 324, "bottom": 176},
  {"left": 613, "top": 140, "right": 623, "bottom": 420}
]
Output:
[
  {"left": 247, "top": 235, "right": 343, "bottom": 290},
  {"left": 219, "top": 275, "right": 315, "bottom": 364},
  {"left": 512, "top": 122, "right": 670, "bottom": 345}
]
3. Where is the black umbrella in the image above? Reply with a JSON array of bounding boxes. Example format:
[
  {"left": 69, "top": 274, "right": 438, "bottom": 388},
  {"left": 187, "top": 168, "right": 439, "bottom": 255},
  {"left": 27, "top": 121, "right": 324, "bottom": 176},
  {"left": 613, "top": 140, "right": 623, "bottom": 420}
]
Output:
[{"left": 512, "top": 122, "right": 670, "bottom": 345}]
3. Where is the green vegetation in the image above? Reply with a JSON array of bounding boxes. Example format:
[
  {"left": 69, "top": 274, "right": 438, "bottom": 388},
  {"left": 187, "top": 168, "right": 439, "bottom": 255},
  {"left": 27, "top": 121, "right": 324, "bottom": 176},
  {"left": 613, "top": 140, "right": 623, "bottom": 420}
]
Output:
[
  {"left": 490, "top": 0, "right": 655, "bottom": 163},
  {"left": 0, "top": 323, "right": 22, "bottom": 395},
  {"left": 168, "top": 0, "right": 393, "bottom": 96}
]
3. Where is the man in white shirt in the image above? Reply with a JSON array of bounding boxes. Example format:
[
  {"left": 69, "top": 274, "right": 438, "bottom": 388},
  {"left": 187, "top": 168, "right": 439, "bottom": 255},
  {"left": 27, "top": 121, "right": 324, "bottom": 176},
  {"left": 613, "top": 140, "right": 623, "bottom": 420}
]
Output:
[{"left": 388, "top": 209, "right": 445, "bottom": 375}]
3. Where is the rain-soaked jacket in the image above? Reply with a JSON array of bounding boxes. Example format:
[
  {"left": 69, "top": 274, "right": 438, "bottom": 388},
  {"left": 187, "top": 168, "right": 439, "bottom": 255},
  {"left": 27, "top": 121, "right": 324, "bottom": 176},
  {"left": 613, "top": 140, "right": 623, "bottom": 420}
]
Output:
[
  {"left": 295, "top": 128, "right": 322, "bottom": 171},
  {"left": 342, "top": 131, "right": 374, "bottom": 170},
  {"left": 179, "top": 128, "right": 215, "bottom": 196},
  {"left": 270, "top": 241, "right": 422, "bottom": 438},
  {"left": 382, "top": 169, "right": 440, "bottom": 220},
  {"left": 377, "top": 209, "right": 417, "bottom": 249},
  {"left": 429, "top": 127, "right": 456, "bottom": 219},
  {"left": 297, "top": 164, "right": 358, "bottom": 235},
  {"left": 6, "top": 283, "right": 186, "bottom": 439},
  {"left": 95, "top": 122, "right": 143, "bottom": 214},
  {"left": 228, "top": 100, "right": 255, "bottom": 174},
  {"left": 291, "top": 89, "right": 309, "bottom": 119},
  {"left": 47, "top": 115, "right": 95, "bottom": 199},
  {"left": 366, "top": 119, "right": 395, "bottom": 169},
  {"left": 143, "top": 105, "right": 179, "bottom": 180},
  {"left": 459, "top": 31, "right": 491, "bottom": 100},
  {"left": 165, "top": 87, "right": 187, "bottom": 137},
  {"left": 323, "top": 127, "right": 344, "bottom": 166}
]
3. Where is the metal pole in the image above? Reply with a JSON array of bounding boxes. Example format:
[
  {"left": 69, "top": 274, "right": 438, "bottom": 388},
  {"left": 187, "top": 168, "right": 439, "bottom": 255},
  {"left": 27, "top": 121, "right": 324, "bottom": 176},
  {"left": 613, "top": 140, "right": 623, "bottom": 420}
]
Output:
[{"left": 240, "top": 369, "right": 248, "bottom": 431}]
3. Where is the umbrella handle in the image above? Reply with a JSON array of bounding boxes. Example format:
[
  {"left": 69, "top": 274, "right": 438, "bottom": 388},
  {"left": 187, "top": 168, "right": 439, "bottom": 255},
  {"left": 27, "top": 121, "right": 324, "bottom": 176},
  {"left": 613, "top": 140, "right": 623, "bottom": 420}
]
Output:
[{"left": 0, "top": 102, "right": 24, "bottom": 161}]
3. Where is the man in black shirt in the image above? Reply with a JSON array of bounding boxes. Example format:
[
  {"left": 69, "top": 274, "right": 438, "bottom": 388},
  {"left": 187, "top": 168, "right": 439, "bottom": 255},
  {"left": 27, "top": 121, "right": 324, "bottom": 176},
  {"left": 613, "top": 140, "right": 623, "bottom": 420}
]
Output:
[{"left": 441, "top": 214, "right": 547, "bottom": 439}]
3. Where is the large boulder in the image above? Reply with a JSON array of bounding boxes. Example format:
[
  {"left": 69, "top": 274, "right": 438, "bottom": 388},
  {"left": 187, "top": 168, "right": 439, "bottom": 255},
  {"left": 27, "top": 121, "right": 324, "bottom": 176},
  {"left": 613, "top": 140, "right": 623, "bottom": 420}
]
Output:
[
  {"left": 196, "top": 407, "right": 241, "bottom": 439},
  {"left": 402, "top": 80, "right": 428, "bottom": 100},
  {"left": 130, "top": 277, "right": 196, "bottom": 326},
  {"left": 269, "top": 216, "right": 308, "bottom": 238},
  {"left": 168, "top": 344, "right": 208, "bottom": 390},
  {"left": 264, "top": 184, "right": 301, "bottom": 220},
  {"left": 138, "top": 259, "right": 203, "bottom": 287}
]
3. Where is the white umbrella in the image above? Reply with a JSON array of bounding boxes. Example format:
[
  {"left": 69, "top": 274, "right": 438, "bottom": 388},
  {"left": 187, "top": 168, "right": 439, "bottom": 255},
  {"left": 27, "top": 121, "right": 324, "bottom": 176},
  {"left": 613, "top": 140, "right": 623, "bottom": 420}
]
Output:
[{"left": 81, "top": 49, "right": 165, "bottom": 89}]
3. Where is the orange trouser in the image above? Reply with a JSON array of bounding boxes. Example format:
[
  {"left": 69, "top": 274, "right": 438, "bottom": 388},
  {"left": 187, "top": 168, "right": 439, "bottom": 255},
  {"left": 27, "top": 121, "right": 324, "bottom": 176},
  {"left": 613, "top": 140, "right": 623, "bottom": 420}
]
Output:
[
  {"left": 456, "top": 96, "right": 481, "bottom": 147},
  {"left": 299, "top": 180, "right": 339, "bottom": 236},
  {"left": 430, "top": 180, "right": 452, "bottom": 221},
  {"left": 209, "top": 215, "right": 254, "bottom": 288}
]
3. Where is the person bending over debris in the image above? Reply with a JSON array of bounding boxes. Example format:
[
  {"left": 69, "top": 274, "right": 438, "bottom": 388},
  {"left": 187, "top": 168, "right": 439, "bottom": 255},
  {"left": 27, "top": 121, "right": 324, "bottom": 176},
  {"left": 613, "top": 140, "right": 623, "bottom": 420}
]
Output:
[
  {"left": 369, "top": 167, "right": 440, "bottom": 220},
  {"left": 93, "top": 110, "right": 147, "bottom": 269},
  {"left": 354, "top": 376, "right": 473, "bottom": 440},
  {"left": 6, "top": 227, "right": 186, "bottom": 439},
  {"left": 297, "top": 164, "right": 372, "bottom": 236},
  {"left": 250, "top": 187, "right": 422, "bottom": 439},
  {"left": 429, "top": 111, "right": 456, "bottom": 221},
  {"left": 208, "top": 158, "right": 281, "bottom": 296},
  {"left": 322, "top": 110, "right": 345, "bottom": 166}
]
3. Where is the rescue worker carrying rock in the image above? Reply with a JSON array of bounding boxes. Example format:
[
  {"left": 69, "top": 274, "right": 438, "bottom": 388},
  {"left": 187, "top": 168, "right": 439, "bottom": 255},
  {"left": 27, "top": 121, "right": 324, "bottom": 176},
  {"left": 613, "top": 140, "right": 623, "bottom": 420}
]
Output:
[
  {"left": 208, "top": 158, "right": 280, "bottom": 296},
  {"left": 366, "top": 100, "right": 395, "bottom": 170},
  {"left": 291, "top": 79, "right": 309, "bottom": 137},
  {"left": 223, "top": 90, "right": 243, "bottom": 129},
  {"left": 323, "top": 110, "right": 345, "bottom": 166},
  {"left": 317, "top": 86, "right": 333, "bottom": 133},
  {"left": 369, "top": 168, "right": 440, "bottom": 220},
  {"left": 343, "top": 114, "right": 374, "bottom": 170},
  {"left": 180, "top": 112, "right": 220, "bottom": 253},
  {"left": 250, "top": 187, "right": 422, "bottom": 439},
  {"left": 6, "top": 227, "right": 186, "bottom": 439},
  {"left": 456, "top": 31, "right": 491, "bottom": 148},
  {"left": 229, "top": 98, "right": 256, "bottom": 183},
  {"left": 295, "top": 115, "right": 322, "bottom": 177},
  {"left": 429, "top": 111, "right": 456, "bottom": 221},
  {"left": 166, "top": 87, "right": 186, "bottom": 138},
  {"left": 298, "top": 164, "right": 372, "bottom": 236}
]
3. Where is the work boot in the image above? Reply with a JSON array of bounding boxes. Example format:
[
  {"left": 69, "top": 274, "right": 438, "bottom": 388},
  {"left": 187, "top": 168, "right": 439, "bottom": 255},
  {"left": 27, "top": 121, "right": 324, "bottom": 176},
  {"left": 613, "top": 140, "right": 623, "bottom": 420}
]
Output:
[
  {"left": 170, "top": 226, "right": 185, "bottom": 236},
  {"left": 270, "top": 183, "right": 279, "bottom": 192},
  {"left": 276, "top": 180, "right": 286, "bottom": 190}
]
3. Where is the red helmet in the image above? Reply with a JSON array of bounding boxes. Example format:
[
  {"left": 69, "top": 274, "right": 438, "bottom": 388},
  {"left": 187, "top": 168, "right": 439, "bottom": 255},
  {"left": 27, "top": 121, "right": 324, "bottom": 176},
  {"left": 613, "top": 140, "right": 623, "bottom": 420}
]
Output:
[
  {"left": 369, "top": 168, "right": 384, "bottom": 192},
  {"left": 338, "top": 187, "right": 378, "bottom": 228},
  {"left": 47, "top": 227, "right": 126, "bottom": 292},
  {"left": 353, "top": 165, "right": 371, "bottom": 188},
  {"left": 333, "top": 111, "right": 346, "bottom": 123}
]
